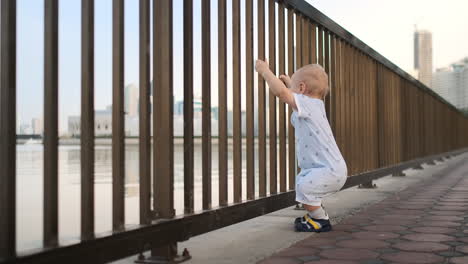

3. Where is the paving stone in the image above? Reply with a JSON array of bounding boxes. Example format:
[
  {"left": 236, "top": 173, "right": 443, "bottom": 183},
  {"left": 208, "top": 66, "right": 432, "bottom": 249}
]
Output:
[
  {"left": 378, "top": 214, "right": 421, "bottom": 220},
  {"left": 381, "top": 252, "right": 445, "bottom": 263},
  {"left": 411, "top": 226, "right": 456, "bottom": 234},
  {"left": 371, "top": 219, "right": 415, "bottom": 226},
  {"left": 420, "top": 221, "right": 461, "bottom": 227},
  {"left": 317, "top": 245, "right": 336, "bottom": 249},
  {"left": 430, "top": 210, "right": 465, "bottom": 216},
  {"left": 455, "top": 245, "right": 468, "bottom": 254},
  {"left": 396, "top": 205, "right": 429, "bottom": 210},
  {"left": 303, "top": 260, "right": 359, "bottom": 264},
  {"left": 352, "top": 231, "right": 400, "bottom": 240},
  {"left": 275, "top": 247, "right": 319, "bottom": 257},
  {"left": 426, "top": 215, "right": 464, "bottom": 221},
  {"left": 360, "top": 259, "right": 386, "bottom": 264},
  {"left": 392, "top": 241, "right": 450, "bottom": 252},
  {"left": 385, "top": 238, "right": 406, "bottom": 244},
  {"left": 451, "top": 256, "right": 468, "bottom": 264},
  {"left": 445, "top": 241, "right": 466, "bottom": 246},
  {"left": 434, "top": 206, "right": 467, "bottom": 211},
  {"left": 298, "top": 255, "right": 321, "bottom": 262},
  {"left": 319, "top": 248, "right": 379, "bottom": 260},
  {"left": 258, "top": 257, "right": 302, "bottom": 264},
  {"left": 319, "top": 231, "right": 353, "bottom": 238},
  {"left": 437, "top": 251, "right": 464, "bottom": 257},
  {"left": 295, "top": 238, "right": 337, "bottom": 248},
  {"left": 403, "top": 233, "right": 455, "bottom": 242},
  {"left": 374, "top": 248, "right": 399, "bottom": 254},
  {"left": 396, "top": 230, "right": 414, "bottom": 235},
  {"left": 363, "top": 225, "right": 406, "bottom": 232},
  {"left": 334, "top": 235, "right": 353, "bottom": 241},
  {"left": 394, "top": 210, "right": 427, "bottom": 215},
  {"left": 336, "top": 239, "right": 389, "bottom": 249},
  {"left": 331, "top": 224, "right": 357, "bottom": 232}
]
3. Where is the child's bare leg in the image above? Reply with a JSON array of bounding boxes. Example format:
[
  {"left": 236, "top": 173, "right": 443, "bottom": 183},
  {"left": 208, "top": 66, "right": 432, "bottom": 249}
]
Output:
[
  {"left": 303, "top": 204, "right": 321, "bottom": 211},
  {"left": 303, "top": 203, "right": 329, "bottom": 220}
]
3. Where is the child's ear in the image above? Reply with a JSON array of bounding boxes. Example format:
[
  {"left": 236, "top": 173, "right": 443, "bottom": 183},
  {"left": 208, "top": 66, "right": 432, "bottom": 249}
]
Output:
[{"left": 299, "top": 82, "right": 306, "bottom": 94}]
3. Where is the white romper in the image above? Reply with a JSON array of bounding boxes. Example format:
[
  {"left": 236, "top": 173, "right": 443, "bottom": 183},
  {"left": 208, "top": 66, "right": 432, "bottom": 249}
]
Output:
[{"left": 291, "top": 93, "right": 348, "bottom": 206}]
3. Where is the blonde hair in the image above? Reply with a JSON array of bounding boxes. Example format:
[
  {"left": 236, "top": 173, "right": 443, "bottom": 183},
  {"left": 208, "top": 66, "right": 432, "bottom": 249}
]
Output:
[{"left": 296, "top": 64, "right": 329, "bottom": 97}]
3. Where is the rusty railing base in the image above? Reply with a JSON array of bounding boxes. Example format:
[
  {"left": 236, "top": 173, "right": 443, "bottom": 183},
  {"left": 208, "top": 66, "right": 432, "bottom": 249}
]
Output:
[
  {"left": 392, "top": 171, "right": 407, "bottom": 177},
  {"left": 294, "top": 203, "right": 306, "bottom": 210},
  {"left": 135, "top": 244, "right": 191, "bottom": 264},
  {"left": 358, "top": 182, "right": 377, "bottom": 189}
]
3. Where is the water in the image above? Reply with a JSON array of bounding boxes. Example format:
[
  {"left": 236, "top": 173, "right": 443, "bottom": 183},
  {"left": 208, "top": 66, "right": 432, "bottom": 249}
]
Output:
[{"left": 15, "top": 140, "right": 291, "bottom": 252}]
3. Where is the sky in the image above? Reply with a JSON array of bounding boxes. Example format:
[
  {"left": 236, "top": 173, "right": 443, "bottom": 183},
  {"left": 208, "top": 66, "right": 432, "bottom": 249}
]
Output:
[{"left": 13, "top": 0, "right": 468, "bottom": 133}]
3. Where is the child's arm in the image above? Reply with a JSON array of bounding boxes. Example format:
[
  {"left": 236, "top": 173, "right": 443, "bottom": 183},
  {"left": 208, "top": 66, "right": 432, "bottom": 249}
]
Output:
[{"left": 255, "top": 59, "right": 297, "bottom": 111}]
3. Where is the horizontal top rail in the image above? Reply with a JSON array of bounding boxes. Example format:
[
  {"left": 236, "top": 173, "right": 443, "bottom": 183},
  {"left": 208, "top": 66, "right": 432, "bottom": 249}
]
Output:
[{"left": 284, "top": 0, "right": 464, "bottom": 116}]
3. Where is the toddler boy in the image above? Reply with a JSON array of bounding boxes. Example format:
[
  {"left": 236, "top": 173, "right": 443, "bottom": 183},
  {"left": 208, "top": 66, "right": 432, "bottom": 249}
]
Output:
[{"left": 255, "top": 60, "right": 348, "bottom": 232}]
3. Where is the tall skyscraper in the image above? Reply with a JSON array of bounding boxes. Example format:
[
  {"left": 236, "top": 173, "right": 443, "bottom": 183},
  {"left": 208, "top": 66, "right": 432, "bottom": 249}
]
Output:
[{"left": 414, "top": 29, "right": 433, "bottom": 87}]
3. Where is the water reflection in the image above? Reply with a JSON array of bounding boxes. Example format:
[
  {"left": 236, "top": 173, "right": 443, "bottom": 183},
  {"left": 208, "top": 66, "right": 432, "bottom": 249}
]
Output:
[{"left": 16, "top": 140, "right": 284, "bottom": 252}]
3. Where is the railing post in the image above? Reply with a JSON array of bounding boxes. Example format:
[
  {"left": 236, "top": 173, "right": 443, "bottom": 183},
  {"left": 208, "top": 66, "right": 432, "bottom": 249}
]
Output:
[
  {"left": 139, "top": 0, "right": 152, "bottom": 225},
  {"left": 112, "top": 0, "right": 125, "bottom": 232},
  {"left": 0, "top": 0, "right": 17, "bottom": 260},
  {"left": 44, "top": 0, "right": 59, "bottom": 247},
  {"left": 81, "top": 0, "right": 95, "bottom": 240},
  {"left": 268, "top": 0, "right": 277, "bottom": 195},
  {"left": 218, "top": 0, "right": 228, "bottom": 205}
]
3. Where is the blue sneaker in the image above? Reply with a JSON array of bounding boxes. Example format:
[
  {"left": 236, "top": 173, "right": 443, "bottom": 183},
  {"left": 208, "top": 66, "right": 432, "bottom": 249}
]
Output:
[{"left": 295, "top": 214, "right": 332, "bottom": 232}]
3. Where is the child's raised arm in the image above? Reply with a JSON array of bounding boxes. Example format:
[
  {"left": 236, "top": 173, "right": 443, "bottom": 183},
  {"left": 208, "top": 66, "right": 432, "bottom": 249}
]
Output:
[{"left": 255, "top": 59, "right": 297, "bottom": 111}]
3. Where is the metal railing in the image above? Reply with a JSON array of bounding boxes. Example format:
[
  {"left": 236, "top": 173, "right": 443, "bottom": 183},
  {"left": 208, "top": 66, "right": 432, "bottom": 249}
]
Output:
[{"left": 1, "top": 0, "right": 468, "bottom": 263}]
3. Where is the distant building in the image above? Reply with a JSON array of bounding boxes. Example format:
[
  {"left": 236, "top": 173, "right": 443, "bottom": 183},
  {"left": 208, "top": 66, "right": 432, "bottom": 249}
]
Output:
[
  {"left": 31, "top": 118, "right": 43, "bottom": 135},
  {"left": 20, "top": 123, "right": 32, "bottom": 135},
  {"left": 432, "top": 58, "right": 468, "bottom": 110},
  {"left": 414, "top": 29, "right": 433, "bottom": 87},
  {"left": 125, "top": 84, "right": 139, "bottom": 117},
  {"left": 68, "top": 107, "right": 139, "bottom": 137}
]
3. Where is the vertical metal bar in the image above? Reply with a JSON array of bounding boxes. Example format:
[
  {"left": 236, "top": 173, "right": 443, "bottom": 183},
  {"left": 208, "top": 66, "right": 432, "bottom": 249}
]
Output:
[
  {"left": 81, "top": 0, "right": 95, "bottom": 238},
  {"left": 258, "top": 0, "right": 267, "bottom": 197},
  {"left": 268, "top": 0, "right": 277, "bottom": 195},
  {"left": 278, "top": 3, "right": 286, "bottom": 193},
  {"left": 318, "top": 27, "right": 324, "bottom": 66},
  {"left": 301, "top": 17, "right": 309, "bottom": 65},
  {"left": 287, "top": 8, "right": 295, "bottom": 190},
  {"left": 330, "top": 35, "right": 336, "bottom": 133},
  {"left": 154, "top": 0, "right": 174, "bottom": 218},
  {"left": 246, "top": 0, "right": 255, "bottom": 200},
  {"left": 295, "top": 13, "right": 302, "bottom": 68},
  {"left": 201, "top": 0, "right": 212, "bottom": 210},
  {"left": 310, "top": 23, "right": 317, "bottom": 63},
  {"left": 0, "top": 0, "right": 16, "bottom": 259},
  {"left": 140, "top": 0, "right": 152, "bottom": 223},
  {"left": 218, "top": 0, "right": 228, "bottom": 205},
  {"left": 232, "top": 0, "right": 242, "bottom": 203},
  {"left": 183, "top": 0, "right": 194, "bottom": 213},
  {"left": 44, "top": 0, "right": 59, "bottom": 247},
  {"left": 324, "top": 30, "right": 330, "bottom": 120},
  {"left": 112, "top": 0, "right": 125, "bottom": 230}
]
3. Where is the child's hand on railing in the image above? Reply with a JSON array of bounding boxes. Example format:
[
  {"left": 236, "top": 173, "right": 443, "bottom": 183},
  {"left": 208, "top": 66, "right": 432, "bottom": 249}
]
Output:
[
  {"left": 279, "top": 75, "right": 292, "bottom": 88},
  {"left": 255, "top": 59, "right": 270, "bottom": 77}
]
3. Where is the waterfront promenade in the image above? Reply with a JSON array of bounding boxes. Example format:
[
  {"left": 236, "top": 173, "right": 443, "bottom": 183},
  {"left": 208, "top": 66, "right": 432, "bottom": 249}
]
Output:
[{"left": 112, "top": 152, "right": 468, "bottom": 264}]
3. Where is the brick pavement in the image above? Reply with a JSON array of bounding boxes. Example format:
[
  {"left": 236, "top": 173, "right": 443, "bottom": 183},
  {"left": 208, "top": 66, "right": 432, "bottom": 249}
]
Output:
[{"left": 258, "top": 157, "right": 468, "bottom": 264}]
